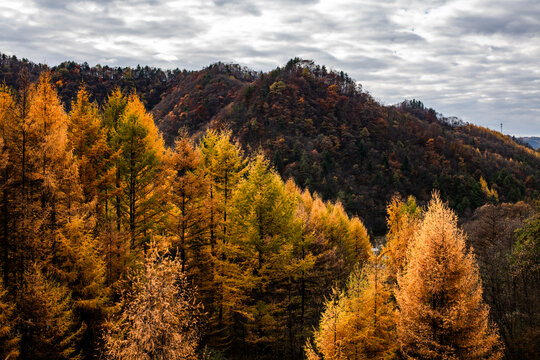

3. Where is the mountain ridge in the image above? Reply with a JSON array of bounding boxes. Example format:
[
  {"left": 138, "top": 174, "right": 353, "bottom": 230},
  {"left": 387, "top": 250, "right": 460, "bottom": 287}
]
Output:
[{"left": 1, "top": 53, "right": 539, "bottom": 233}]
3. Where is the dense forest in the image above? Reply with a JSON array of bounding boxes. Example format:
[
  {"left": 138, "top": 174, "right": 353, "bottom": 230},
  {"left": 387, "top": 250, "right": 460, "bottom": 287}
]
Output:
[
  {"left": 2, "top": 54, "right": 540, "bottom": 233},
  {"left": 0, "top": 56, "right": 538, "bottom": 359}
]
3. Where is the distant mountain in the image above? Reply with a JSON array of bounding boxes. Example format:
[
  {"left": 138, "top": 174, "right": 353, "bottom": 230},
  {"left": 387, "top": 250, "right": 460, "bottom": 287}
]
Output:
[
  {"left": 520, "top": 137, "right": 540, "bottom": 150},
  {"left": 2, "top": 54, "right": 539, "bottom": 234},
  {"left": 153, "top": 58, "right": 540, "bottom": 232}
]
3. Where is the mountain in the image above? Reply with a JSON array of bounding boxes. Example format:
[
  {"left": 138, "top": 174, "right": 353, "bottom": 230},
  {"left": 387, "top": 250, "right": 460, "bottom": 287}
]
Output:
[
  {"left": 520, "top": 136, "right": 540, "bottom": 150},
  {"left": 2, "top": 54, "right": 539, "bottom": 234},
  {"left": 153, "top": 58, "right": 540, "bottom": 232}
]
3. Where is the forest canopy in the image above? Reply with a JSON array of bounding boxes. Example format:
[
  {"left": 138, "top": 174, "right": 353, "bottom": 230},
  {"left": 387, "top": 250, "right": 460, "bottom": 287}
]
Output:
[{"left": 0, "top": 66, "right": 538, "bottom": 360}]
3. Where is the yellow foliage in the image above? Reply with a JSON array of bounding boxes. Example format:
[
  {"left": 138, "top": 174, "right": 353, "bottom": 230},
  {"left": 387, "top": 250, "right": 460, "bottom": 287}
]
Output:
[
  {"left": 396, "top": 194, "right": 503, "bottom": 359},
  {"left": 383, "top": 195, "right": 421, "bottom": 282}
]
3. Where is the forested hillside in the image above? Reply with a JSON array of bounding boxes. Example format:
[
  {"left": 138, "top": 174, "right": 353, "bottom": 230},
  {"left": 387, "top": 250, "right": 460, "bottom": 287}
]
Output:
[
  {"left": 2, "top": 54, "right": 539, "bottom": 233},
  {"left": 0, "top": 58, "right": 538, "bottom": 360}
]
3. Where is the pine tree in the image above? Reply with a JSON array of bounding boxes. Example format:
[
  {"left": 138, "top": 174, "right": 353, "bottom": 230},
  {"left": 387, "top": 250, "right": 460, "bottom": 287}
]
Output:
[
  {"left": 305, "top": 288, "right": 347, "bottom": 360},
  {"left": 396, "top": 194, "right": 503, "bottom": 360},
  {"left": 101, "top": 89, "right": 128, "bottom": 285},
  {"left": 511, "top": 204, "right": 540, "bottom": 358},
  {"left": 199, "top": 129, "right": 246, "bottom": 245},
  {"left": 0, "top": 73, "right": 40, "bottom": 289},
  {"left": 104, "top": 243, "right": 202, "bottom": 360},
  {"left": 0, "top": 85, "right": 14, "bottom": 288},
  {"left": 24, "top": 72, "right": 82, "bottom": 266},
  {"left": 68, "top": 86, "right": 110, "bottom": 205},
  {"left": 54, "top": 214, "right": 109, "bottom": 359},
  {"left": 347, "top": 217, "right": 372, "bottom": 268}
]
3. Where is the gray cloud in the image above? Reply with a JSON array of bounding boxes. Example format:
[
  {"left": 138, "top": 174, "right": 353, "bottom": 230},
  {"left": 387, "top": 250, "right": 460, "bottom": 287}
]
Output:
[{"left": 0, "top": 0, "right": 539, "bottom": 135}]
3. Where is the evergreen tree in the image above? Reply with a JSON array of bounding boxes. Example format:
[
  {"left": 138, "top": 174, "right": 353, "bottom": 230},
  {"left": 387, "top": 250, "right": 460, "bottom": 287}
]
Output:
[
  {"left": 54, "top": 215, "right": 109, "bottom": 359},
  {"left": 396, "top": 194, "right": 503, "bottom": 360},
  {"left": 101, "top": 89, "right": 128, "bottom": 285},
  {"left": 198, "top": 130, "right": 246, "bottom": 352},
  {"left": 511, "top": 204, "right": 540, "bottom": 358},
  {"left": 68, "top": 86, "right": 110, "bottom": 205}
]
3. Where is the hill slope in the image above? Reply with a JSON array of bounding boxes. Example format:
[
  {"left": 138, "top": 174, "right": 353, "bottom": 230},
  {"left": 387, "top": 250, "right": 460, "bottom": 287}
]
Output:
[
  {"left": 153, "top": 59, "right": 540, "bottom": 232},
  {"left": 2, "top": 54, "right": 539, "bottom": 233}
]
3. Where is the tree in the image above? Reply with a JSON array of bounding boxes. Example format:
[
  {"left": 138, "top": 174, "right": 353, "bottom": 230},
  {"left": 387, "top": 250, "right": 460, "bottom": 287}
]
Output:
[
  {"left": 396, "top": 194, "right": 503, "bottom": 360},
  {"left": 0, "top": 84, "right": 14, "bottom": 287},
  {"left": 104, "top": 243, "right": 202, "bottom": 360},
  {"left": 113, "top": 94, "right": 168, "bottom": 250},
  {"left": 199, "top": 129, "right": 246, "bottom": 245},
  {"left": 18, "top": 264, "right": 84, "bottom": 360},
  {"left": 54, "top": 214, "right": 109, "bottom": 359},
  {"left": 511, "top": 202, "right": 540, "bottom": 358},
  {"left": 347, "top": 217, "right": 371, "bottom": 268},
  {"left": 383, "top": 195, "right": 421, "bottom": 282},
  {"left": 463, "top": 202, "right": 534, "bottom": 359},
  {"left": 227, "top": 153, "right": 299, "bottom": 355},
  {"left": 305, "top": 260, "right": 397, "bottom": 360},
  {"left": 68, "top": 86, "right": 110, "bottom": 205},
  {"left": 101, "top": 89, "right": 128, "bottom": 285},
  {"left": 166, "top": 132, "right": 208, "bottom": 273},
  {"left": 198, "top": 130, "right": 246, "bottom": 352},
  {"left": 0, "top": 278, "right": 19, "bottom": 359}
]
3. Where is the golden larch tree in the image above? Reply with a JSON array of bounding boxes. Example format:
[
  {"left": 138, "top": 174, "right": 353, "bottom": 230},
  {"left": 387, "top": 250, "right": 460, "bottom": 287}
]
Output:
[
  {"left": 0, "top": 277, "right": 19, "bottom": 359},
  {"left": 166, "top": 132, "right": 208, "bottom": 273},
  {"left": 305, "top": 260, "right": 397, "bottom": 360},
  {"left": 396, "top": 194, "right": 503, "bottom": 360},
  {"left": 383, "top": 195, "right": 422, "bottom": 283}
]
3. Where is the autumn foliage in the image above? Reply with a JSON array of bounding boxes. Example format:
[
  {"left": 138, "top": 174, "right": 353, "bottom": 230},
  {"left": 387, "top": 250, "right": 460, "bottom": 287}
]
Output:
[
  {"left": 396, "top": 195, "right": 503, "bottom": 359},
  {"left": 0, "top": 68, "right": 536, "bottom": 360}
]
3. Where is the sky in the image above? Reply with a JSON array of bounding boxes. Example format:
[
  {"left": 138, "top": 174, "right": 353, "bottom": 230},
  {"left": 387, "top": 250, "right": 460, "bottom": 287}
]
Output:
[{"left": 1, "top": 0, "right": 540, "bottom": 136}]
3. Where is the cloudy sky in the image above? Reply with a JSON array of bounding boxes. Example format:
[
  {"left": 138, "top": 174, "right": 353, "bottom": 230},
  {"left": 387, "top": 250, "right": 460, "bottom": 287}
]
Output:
[{"left": 1, "top": 0, "right": 539, "bottom": 136}]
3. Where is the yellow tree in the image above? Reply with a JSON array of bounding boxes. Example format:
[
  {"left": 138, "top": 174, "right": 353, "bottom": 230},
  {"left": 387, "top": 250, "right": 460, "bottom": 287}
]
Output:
[
  {"left": 199, "top": 129, "right": 246, "bottom": 245},
  {"left": 0, "top": 278, "right": 19, "bottom": 359},
  {"left": 227, "top": 154, "right": 299, "bottom": 355},
  {"left": 396, "top": 194, "right": 503, "bottom": 360},
  {"left": 305, "top": 288, "right": 347, "bottom": 360},
  {"left": 383, "top": 195, "right": 421, "bottom": 282},
  {"left": 0, "top": 85, "right": 13, "bottom": 286},
  {"left": 101, "top": 89, "right": 128, "bottom": 285},
  {"left": 166, "top": 132, "right": 208, "bottom": 273},
  {"left": 348, "top": 217, "right": 372, "bottom": 268},
  {"left": 306, "top": 260, "right": 397, "bottom": 360},
  {"left": 24, "top": 72, "right": 82, "bottom": 265},
  {"left": 19, "top": 264, "right": 84, "bottom": 360},
  {"left": 113, "top": 94, "right": 168, "bottom": 251},
  {"left": 68, "top": 86, "right": 111, "bottom": 205},
  {"left": 198, "top": 129, "right": 246, "bottom": 351}
]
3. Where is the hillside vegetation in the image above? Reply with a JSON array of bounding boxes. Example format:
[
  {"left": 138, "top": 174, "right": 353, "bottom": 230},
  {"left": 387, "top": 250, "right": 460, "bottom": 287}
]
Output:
[
  {"left": 2, "top": 54, "right": 539, "bottom": 233},
  {"left": 0, "top": 55, "right": 538, "bottom": 360}
]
